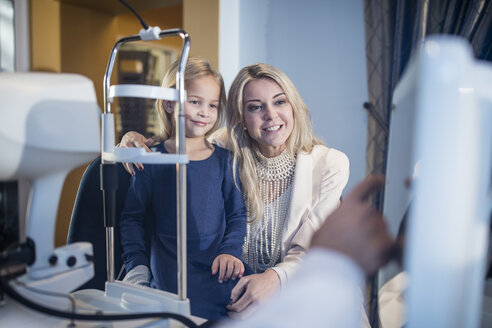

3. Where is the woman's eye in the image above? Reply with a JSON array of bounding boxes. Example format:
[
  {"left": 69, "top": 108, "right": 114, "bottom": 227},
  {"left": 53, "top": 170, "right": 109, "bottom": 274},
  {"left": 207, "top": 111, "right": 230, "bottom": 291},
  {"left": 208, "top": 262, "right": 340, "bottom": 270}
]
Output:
[
  {"left": 247, "top": 104, "right": 263, "bottom": 112},
  {"left": 274, "top": 99, "right": 286, "bottom": 106}
]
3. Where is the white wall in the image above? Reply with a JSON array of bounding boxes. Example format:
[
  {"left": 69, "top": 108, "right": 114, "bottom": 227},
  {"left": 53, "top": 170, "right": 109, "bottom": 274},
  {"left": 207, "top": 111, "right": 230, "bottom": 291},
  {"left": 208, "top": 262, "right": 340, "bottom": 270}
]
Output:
[
  {"left": 218, "top": 0, "right": 240, "bottom": 92},
  {"left": 219, "top": 0, "right": 368, "bottom": 194},
  {"left": 14, "top": 0, "right": 29, "bottom": 71}
]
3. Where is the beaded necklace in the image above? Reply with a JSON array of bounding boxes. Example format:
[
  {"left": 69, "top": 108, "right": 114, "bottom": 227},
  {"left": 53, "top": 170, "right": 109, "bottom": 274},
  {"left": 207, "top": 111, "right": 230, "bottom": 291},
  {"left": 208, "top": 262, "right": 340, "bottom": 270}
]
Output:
[{"left": 242, "top": 149, "right": 296, "bottom": 273}]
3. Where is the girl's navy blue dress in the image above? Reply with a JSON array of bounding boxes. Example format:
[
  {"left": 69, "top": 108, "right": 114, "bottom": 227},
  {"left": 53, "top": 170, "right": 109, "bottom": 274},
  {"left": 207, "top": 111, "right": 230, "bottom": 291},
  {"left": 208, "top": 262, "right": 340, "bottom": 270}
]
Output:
[{"left": 120, "top": 143, "right": 247, "bottom": 320}]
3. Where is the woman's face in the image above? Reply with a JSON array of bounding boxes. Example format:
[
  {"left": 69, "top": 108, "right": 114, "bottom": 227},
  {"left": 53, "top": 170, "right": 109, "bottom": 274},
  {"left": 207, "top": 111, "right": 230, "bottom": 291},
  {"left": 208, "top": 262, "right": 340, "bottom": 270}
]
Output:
[{"left": 242, "top": 78, "right": 294, "bottom": 157}]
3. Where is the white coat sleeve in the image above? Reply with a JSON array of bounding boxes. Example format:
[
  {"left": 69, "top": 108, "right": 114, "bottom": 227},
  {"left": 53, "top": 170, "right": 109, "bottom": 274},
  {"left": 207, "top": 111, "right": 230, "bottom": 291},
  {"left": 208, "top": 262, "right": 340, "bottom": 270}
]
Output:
[{"left": 218, "top": 248, "right": 364, "bottom": 328}]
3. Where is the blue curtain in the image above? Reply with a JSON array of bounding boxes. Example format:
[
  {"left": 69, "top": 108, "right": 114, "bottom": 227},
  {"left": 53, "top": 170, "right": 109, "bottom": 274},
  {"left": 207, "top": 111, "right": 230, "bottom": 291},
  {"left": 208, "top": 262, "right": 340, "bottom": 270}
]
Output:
[{"left": 363, "top": 0, "right": 492, "bottom": 326}]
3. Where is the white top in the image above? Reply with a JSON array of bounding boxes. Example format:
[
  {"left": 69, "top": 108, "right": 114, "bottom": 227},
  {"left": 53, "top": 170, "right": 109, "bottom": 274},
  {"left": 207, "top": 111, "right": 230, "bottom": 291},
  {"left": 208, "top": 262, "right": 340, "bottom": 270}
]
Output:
[{"left": 218, "top": 248, "right": 365, "bottom": 328}]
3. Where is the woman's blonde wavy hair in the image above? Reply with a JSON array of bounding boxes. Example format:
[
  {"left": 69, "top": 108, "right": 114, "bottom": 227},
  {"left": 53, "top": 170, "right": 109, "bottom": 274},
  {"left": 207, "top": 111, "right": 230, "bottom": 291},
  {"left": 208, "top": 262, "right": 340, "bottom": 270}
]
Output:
[
  {"left": 226, "top": 63, "right": 323, "bottom": 222},
  {"left": 156, "top": 57, "right": 226, "bottom": 139}
]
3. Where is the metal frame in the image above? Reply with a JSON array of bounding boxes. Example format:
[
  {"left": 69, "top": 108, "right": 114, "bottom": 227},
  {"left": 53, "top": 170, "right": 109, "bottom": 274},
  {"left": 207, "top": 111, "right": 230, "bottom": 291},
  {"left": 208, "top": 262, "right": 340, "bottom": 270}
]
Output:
[{"left": 101, "top": 28, "right": 190, "bottom": 300}]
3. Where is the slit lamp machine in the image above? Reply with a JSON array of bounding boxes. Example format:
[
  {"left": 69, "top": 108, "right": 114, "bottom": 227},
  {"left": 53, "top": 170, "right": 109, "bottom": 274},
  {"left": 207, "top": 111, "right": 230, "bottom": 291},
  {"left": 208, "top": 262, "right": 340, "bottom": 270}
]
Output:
[{"left": 0, "top": 23, "right": 205, "bottom": 327}]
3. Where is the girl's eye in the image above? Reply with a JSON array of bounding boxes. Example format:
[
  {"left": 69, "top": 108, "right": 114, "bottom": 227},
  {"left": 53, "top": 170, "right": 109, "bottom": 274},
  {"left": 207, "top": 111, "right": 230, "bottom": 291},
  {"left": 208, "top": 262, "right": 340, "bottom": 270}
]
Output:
[
  {"left": 189, "top": 100, "right": 199, "bottom": 105},
  {"left": 210, "top": 103, "right": 218, "bottom": 109},
  {"left": 247, "top": 104, "right": 263, "bottom": 112}
]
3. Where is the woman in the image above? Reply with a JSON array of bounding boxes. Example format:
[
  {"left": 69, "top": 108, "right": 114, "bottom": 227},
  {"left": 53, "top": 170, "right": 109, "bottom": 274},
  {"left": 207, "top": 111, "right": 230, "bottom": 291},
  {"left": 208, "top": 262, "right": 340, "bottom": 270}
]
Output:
[{"left": 119, "top": 63, "right": 349, "bottom": 316}]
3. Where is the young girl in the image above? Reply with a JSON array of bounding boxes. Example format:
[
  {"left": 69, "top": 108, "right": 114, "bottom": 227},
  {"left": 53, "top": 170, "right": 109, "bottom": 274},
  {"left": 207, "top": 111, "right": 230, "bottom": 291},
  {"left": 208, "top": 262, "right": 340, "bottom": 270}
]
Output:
[{"left": 119, "top": 57, "right": 247, "bottom": 320}]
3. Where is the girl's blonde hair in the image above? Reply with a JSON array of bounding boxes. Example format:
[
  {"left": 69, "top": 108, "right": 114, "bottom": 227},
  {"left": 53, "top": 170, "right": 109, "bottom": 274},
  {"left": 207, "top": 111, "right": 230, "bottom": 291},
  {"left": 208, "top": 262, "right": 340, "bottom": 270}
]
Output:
[
  {"left": 156, "top": 57, "right": 226, "bottom": 139},
  {"left": 227, "top": 63, "right": 323, "bottom": 222}
]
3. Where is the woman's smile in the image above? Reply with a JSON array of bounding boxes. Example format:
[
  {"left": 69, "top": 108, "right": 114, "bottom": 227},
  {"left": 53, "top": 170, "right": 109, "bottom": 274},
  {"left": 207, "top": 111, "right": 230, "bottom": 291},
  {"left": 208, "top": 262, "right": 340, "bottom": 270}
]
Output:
[
  {"left": 263, "top": 124, "right": 283, "bottom": 132},
  {"left": 242, "top": 78, "right": 294, "bottom": 157}
]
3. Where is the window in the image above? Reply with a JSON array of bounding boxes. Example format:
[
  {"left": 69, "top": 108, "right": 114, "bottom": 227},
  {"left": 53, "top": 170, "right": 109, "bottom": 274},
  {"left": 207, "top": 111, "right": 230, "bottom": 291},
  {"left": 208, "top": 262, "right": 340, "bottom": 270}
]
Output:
[{"left": 0, "top": 0, "right": 15, "bottom": 72}]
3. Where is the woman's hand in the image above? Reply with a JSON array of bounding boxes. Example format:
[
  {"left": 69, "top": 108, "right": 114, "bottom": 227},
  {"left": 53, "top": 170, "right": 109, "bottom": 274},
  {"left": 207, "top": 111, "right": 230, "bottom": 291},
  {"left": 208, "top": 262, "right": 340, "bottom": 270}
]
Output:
[
  {"left": 118, "top": 131, "right": 154, "bottom": 175},
  {"left": 211, "top": 254, "right": 245, "bottom": 283},
  {"left": 226, "top": 269, "right": 280, "bottom": 317}
]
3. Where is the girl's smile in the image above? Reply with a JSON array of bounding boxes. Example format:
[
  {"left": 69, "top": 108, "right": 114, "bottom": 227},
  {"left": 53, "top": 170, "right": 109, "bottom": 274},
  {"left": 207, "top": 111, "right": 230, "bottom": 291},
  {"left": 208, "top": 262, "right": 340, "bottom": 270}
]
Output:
[{"left": 184, "top": 75, "right": 220, "bottom": 138}]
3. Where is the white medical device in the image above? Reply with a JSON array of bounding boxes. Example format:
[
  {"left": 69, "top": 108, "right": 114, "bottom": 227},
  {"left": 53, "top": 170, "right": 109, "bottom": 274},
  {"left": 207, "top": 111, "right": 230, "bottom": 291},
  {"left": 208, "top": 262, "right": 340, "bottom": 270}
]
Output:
[
  {"left": 0, "top": 23, "right": 203, "bottom": 326},
  {"left": 71, "top": 26, "right": 194, "bottom": 322},
  {"left": 384, "top": 36, "right": 492, "bottom": 327},
  {"left": 0, "top": 72, "right": 100, "bottom": 304}
]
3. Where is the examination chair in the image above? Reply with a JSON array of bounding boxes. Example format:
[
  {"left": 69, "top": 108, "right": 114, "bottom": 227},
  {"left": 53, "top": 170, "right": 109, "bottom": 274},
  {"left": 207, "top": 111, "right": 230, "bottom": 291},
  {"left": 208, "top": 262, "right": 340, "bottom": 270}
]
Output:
[{"left": 67, "top": 157, "right": 131, "bottom": 290}]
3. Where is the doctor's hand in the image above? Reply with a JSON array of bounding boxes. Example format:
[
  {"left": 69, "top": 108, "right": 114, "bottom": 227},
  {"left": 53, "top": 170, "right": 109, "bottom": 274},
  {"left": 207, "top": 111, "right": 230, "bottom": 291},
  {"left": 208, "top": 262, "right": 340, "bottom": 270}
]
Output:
[
  {"left": 310, "top": 175, "right": 395, "bottom": 275},
  {"left": 211, "top": 254, "right": 244, "bottom": 283},
  {"left": 227, "top": 269, "right": 280, "bottom": 318},
  {"left": 118, "top": 131, "right": 154, "bottom": 175}
]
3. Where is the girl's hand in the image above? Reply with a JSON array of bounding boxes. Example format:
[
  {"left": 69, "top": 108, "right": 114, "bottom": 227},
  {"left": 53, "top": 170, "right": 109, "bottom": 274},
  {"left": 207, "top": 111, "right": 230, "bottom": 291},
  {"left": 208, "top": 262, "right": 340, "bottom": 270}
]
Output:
[
  {"left": 211, "top": 254, "right": 245, "bottom": 283},
  {"left": 226, "top": 269, "right": 280, "bottom": 317},
  {"left": 118, "top": 131, "right": 154, "bottom": 175}
]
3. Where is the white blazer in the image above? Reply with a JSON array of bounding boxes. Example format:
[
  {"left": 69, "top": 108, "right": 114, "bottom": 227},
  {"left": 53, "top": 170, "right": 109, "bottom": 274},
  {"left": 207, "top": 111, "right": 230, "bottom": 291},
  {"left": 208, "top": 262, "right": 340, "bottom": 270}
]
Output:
[{"left": 271, "top": 145, "right": 350, "bottom": 286}]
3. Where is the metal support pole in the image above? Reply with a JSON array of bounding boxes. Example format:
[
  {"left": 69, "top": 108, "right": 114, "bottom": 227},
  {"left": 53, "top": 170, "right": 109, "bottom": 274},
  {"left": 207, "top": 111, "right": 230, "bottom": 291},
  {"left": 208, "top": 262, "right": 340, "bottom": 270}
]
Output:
[{"left": 101, "top": 29, "right": 190, "bottom": 297}]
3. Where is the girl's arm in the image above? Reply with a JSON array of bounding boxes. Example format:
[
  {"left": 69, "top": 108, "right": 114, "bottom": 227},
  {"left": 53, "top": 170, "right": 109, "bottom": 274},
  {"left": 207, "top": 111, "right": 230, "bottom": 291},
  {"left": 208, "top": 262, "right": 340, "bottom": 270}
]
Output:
[
  {"left": 120, "top": 167, "right": 153, "bottom": 273},
  {"left": 216, "top": 157, "right": 247, "bottom": 259},
  {"left": 210, "top": 154, "right": 247, "bottom": 283}
]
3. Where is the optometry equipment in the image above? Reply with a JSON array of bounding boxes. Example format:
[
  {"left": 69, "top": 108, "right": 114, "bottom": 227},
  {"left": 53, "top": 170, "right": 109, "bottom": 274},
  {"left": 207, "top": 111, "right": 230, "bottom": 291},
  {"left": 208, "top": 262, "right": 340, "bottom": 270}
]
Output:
[
  {"left": 384, "top": 35, "right": 492, "bottom": 327},
  {"left": 74, "top": 24, "right": 193, "bottom": 320},
  {"left": 0, "top": 18, "right": 203, "bottom": 327}
]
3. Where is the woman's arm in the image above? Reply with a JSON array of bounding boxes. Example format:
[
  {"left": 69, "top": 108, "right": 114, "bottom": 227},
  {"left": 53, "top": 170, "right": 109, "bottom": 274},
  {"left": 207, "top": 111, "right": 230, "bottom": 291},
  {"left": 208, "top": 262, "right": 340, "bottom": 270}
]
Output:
[
  {"left": 118, "top": 131, "right": 155, "bottom": 175},
  {"left": 227, "top": 269, "right": 280, "bottom": 317},
  {"left": 228, "top": 148, "right": 349, "bottom": 316},
  {"left": 224, "top": 250, "right": 364, "bottom": 326},
  {"left": 271, "top": 148, "right": 350, "bottom": 285},
  {"left": 221, "top": 176, "right": 393, "bottom": 328}
]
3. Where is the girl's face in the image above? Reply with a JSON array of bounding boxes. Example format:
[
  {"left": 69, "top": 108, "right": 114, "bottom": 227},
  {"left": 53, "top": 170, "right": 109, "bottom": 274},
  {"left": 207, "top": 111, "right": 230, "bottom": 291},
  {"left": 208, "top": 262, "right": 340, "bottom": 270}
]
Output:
[
  {"left": 183, "top": 75, "right": 220, "bottom": 138},
  {"left": 242, "top": 78, "right": 294, "bottom": 157}
]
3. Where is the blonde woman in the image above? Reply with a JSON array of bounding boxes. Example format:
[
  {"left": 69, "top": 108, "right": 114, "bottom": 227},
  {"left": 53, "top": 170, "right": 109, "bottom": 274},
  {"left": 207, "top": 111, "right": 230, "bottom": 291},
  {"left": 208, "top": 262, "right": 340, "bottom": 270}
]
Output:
[
  {"left": 120, "top": 63, "right": 349, "bottom": 317},
  {"left": 221, "top": 63, "right": 349, "bottom": 316}
]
